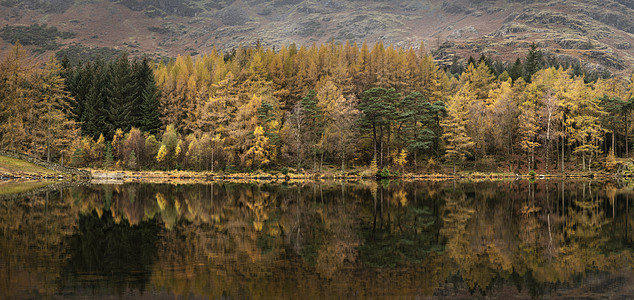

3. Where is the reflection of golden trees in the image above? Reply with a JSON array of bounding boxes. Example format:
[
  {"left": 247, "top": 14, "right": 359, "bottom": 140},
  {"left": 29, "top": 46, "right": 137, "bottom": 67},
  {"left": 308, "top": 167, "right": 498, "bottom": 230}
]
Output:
[
  {"left": 0, "top": 191, "right": 77, "bottom": 299},
  {"left": 437, "top": 180, "right": 634, "bottom": 295},
  {"left": 3, "top": 180, "right": 634, "bottom": 299}
]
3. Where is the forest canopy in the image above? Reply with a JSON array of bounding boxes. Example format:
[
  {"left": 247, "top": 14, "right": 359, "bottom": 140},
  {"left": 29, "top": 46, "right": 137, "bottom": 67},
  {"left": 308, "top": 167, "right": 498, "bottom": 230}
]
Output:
[{"left": 1, "top": 41, "right": 633, "bottom": 174}]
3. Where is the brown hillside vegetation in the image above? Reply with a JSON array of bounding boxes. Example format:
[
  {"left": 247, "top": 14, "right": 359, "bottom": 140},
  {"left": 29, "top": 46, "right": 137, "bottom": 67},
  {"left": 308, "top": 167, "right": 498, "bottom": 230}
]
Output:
[{"left": 0, "top": 0, "right": 632, "bottom": 74}]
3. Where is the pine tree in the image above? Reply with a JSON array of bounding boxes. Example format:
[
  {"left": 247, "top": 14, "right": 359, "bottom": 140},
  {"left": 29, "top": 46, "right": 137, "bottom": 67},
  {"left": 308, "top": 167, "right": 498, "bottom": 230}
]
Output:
[
  {"left": 103, "top": 142, "right": 113, "bottom": 169},
  {"left": 131, "top": 57, "right": 154, "bottom": 128},
  {"left": 140, "top": 74, "right": 162, "bottom": 135},
  {"left": 358, "top": 87, "right": 400, "bottom": 165},
  {"left": 524, "top": 43, "right": 543, "bottom": 82},
  {"left": 106, "top": 53, "right": 135, "bottom": 137}
]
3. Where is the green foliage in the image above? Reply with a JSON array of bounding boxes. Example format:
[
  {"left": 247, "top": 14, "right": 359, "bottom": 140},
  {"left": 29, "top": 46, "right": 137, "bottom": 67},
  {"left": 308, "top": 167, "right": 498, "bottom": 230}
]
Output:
[
  {"left": 128, "top": 150, "right": 137, "bottom": 170},
  {"left": 0, "top": 24, "right": 75, "bottom": 51},
  {"left": 7, "top": 39, "right": 631, "bottom": 174},
  {"left": 70, "top": 148, "right": 86, "bottom": 167},
  {"left": 56, "top": 44, "right": 125, "bottom": 66},
  {"left": 61, "top": 53, "right": 161, "bottom": 139},
  {"left": 104, "top": 143, "right": 114, "bottom": 169},
  {"left": 379, "top": 167, "right": 390, "bottom": 178}
]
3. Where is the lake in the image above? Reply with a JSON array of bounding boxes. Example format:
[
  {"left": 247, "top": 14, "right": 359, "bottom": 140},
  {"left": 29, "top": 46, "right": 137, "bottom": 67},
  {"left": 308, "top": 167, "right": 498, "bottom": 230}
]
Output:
[{"left": 1, "top": 180, "right": 633, "bottom": 299}]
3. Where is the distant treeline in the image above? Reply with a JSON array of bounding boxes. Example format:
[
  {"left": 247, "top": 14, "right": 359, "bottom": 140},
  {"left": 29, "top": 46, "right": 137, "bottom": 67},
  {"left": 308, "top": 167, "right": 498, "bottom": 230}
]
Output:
[{"left": 1, "top": 41, "right": 633, "bottom": 174}]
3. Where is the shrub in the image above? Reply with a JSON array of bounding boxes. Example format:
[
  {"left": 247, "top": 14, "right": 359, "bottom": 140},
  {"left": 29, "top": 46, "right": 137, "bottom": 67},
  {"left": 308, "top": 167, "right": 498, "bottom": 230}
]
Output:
[{"left": 379, "top": 167, "right": 391, "bottom": 178}]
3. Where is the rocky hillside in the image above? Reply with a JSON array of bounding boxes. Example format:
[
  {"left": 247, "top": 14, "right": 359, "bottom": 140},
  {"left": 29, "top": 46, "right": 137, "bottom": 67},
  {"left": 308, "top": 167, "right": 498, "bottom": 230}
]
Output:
[{"left": 1, "top": 0, "right": 633, "bottom": 74}]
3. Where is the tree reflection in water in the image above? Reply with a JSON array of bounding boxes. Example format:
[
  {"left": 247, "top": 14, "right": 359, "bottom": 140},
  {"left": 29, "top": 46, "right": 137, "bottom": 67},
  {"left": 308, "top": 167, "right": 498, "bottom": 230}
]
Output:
[{"left": 0, "top": 180, "right": 633, "bottom": 299}]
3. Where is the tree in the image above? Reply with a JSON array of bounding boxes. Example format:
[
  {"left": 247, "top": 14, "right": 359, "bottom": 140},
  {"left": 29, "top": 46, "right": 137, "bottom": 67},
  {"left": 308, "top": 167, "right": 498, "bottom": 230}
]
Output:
[
  {"left": 524, "top": 43, "right": 543, "bottom": 82},
  {"left": 103, "top": 142, "right": 114, "bottom": 169},
  {"left": 0, "top": 42, "right": 35, "bottom": 153},
  {"left": 518, "top": 83, "right": 541, "bottom": 171},
  {"left": 31, "top": 55, "right": 79, "bottom": 162},
  {"left": 489, "top": 78, "right": 519, "bottom": 157},
  {"left": 245, "top": 125, "right": 275, "bottom": 169},
  {"left": 358, "top": 87, "right": 400, "bottom": 166},
  {"left": 106, "top": 53, "right": 136, "bottom": 137},
  {"left": 322, "top": 94, "right": 360, "bottom": 172},
  {"left": 566, "top": 78, "right": 605, "bottom": 171},
  {"left": 441, "top": 92, "right": 474, "bottom": 174},
  {"left": 140, "top": 72, "right": 162, "bottom": 135},
  {"left": 397, "top": 91, "right": 443, "bottom": 169}
]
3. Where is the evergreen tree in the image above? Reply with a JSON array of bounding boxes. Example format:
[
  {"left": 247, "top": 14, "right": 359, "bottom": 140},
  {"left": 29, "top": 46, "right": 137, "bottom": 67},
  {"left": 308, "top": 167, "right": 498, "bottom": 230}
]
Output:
[
  {"left": 358, "top": 87, "right": 400, "bottom": 165},
  {"left": 131, "top": 57, "right": 153, "bottom": 128},
  {"left": 106, "top": 53, "right": 135, "bottom": 137},
  {"left": 82, "top": 60, "right": 109, "bottom": 138},
  {"left": 140, "top": 74, "right": 162, "bottom": 135},
  {"left": 524, "top": 43, "right": 543, "bottom": 82},
  {"left": 103, "top": 142, "right": 113, "bottom": 169}
]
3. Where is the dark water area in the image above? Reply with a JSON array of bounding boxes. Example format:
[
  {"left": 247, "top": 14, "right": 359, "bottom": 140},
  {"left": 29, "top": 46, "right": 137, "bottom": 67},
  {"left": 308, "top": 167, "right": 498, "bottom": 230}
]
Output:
[{"left": 1, "top": 180, "right": 633, "bottom": 299}]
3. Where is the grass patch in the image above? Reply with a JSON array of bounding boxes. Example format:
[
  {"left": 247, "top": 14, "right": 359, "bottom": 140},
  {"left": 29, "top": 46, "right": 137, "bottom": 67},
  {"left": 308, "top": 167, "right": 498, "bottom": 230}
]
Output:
[
  {"left": 0, "top": 155, "right": 58, "bottom": 176},
  {"left": 0, "top": 180, "right": 56, "bottom": 195}
]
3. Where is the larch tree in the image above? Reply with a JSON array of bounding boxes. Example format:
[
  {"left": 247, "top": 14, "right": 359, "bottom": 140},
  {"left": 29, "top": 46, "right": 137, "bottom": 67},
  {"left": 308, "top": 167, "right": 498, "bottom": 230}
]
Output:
[
  {"left": 441, "top": 91, "right": 474, "bottom": 174},
  {"left": 518, "top": 82, "right": 541, "bottom": 171},
  {"left": 566, "top": 78, "right": 605, "bottom": 171},
  {"left": 245, "top": 125, "right": 275, "bottom": 169},
  {"left": 0, "top": 42, "right": 35, "bottom": 153},
  {"left": 32, "top": 55, "right": 79, "bottom": 162}
]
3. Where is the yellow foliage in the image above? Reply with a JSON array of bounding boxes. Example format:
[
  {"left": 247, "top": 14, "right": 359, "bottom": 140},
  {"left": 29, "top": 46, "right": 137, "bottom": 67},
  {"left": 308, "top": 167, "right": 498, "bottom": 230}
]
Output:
[{"left": 156, "top": 144, "right": 168, "bottom": 163}]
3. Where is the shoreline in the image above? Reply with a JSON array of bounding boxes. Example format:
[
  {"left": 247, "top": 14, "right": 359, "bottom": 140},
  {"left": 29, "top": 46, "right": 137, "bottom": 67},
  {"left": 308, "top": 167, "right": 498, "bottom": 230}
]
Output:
[
  {"left": 87, "top": 169, "right": 619, "bottom": 182},
  {"left": 1, "top": 168, "right": 623, "bottom": 183}
]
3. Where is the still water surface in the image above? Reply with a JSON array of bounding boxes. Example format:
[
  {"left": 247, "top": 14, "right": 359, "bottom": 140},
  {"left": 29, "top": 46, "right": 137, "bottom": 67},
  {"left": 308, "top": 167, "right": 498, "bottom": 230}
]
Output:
[{"left": 1, "top": 180, "right": 633, "bottom": 299}]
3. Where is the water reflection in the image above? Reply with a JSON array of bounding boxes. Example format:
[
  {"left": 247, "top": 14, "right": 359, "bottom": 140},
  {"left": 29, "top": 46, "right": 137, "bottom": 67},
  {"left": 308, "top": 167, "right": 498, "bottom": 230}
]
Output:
[{"left": 1, "top": 180, "right": 633, "bottom": 299}]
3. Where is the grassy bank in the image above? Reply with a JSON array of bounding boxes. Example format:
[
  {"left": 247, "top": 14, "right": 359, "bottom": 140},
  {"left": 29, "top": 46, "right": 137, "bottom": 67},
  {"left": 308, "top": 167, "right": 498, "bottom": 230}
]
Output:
[
  {"left": 0, "top": 155, "right": 59, "bottom": 177},
  {"left": 0, "top": 180, "right": 57, "bottom": 195}
]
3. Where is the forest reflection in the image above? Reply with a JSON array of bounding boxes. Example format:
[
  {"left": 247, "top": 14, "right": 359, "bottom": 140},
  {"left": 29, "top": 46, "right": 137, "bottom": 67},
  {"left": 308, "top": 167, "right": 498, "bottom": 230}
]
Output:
[{"left": 1, "top": 180, "right": 633, "bottom": 299}]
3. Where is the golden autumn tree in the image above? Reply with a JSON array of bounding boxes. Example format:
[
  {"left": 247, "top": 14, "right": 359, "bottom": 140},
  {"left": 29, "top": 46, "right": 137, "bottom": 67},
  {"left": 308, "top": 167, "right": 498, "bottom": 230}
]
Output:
[
  {"left": 245, "top": 125, "right": 275, "bottom": 169},
  {"left": 0, "top": 42, "right": 36, "bottom": 153},
  {"left": 441, "top": 91, "right": 474, "bottom": 174},
  {"left": 32, "top": 55, "right": 79, "bottom": 162}
]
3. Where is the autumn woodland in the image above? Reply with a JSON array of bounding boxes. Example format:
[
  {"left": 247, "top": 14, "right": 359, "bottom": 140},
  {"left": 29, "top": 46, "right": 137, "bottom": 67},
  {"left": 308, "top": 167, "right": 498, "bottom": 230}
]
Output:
[{"left": 2, "top": 41, "right": 634, "bottom": 175}]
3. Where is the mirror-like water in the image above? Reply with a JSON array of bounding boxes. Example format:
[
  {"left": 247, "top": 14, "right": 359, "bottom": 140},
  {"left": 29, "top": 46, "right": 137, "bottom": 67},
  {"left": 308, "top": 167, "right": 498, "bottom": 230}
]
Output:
[{"left": 1, "top": 180, "right": 633, "bottom": 299}]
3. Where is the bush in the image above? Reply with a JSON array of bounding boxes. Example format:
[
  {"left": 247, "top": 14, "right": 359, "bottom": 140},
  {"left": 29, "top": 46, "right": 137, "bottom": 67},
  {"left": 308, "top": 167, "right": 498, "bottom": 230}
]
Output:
[
  {"left": 379, "top": 167, "right": 391, "bottom": 178},
  {"left": 281, "top": 167, "right": 289, "bottom": 175},
  {"left": 70, "top": 148, "right": 86, "bottom": 167},
  {"left": 528, "top": 170, "right": 536, "bottom": 177}
]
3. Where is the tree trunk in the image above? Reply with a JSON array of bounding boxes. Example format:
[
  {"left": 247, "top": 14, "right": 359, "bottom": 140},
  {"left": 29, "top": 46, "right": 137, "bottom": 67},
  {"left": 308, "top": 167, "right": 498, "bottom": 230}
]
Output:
[
  {"left": 372, "top": 122, "right": 377, "bottom": 162},
  {"left": 320, "top": 151, "right": 324, "bottom": 172},
  {"left": 341, "top": 151, "right": 345, "bottom": 173},
  {"left": 561, "top": 121, "right": 565, "bottom": 173},
  {"left": 627, "top": 112, "right": 629, "bottom": 158},
  {"left": 612, "top": 129, "right": 616, "bottom": 156},
  {"left": 380, "top": 127, "right": 384, "bottom": 167}
]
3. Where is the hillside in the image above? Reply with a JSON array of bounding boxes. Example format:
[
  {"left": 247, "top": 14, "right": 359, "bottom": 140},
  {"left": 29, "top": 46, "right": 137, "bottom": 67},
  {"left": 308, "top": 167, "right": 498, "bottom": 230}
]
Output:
[{"left": 0, "top": 0, "right": 633, "bottom": 74}]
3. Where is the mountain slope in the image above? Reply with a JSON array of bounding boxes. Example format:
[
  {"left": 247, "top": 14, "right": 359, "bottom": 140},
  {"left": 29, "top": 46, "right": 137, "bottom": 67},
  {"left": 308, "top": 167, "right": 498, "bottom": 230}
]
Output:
[{"left": 1, "top": 0, "right": 633, "bottom": 75}]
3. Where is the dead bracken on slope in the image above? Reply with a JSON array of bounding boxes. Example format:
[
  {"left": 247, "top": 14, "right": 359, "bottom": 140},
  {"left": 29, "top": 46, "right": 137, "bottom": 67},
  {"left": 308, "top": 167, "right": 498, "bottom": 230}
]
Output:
[{"left": 0, "top": 0, "right": 632, "bottom": 74}]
